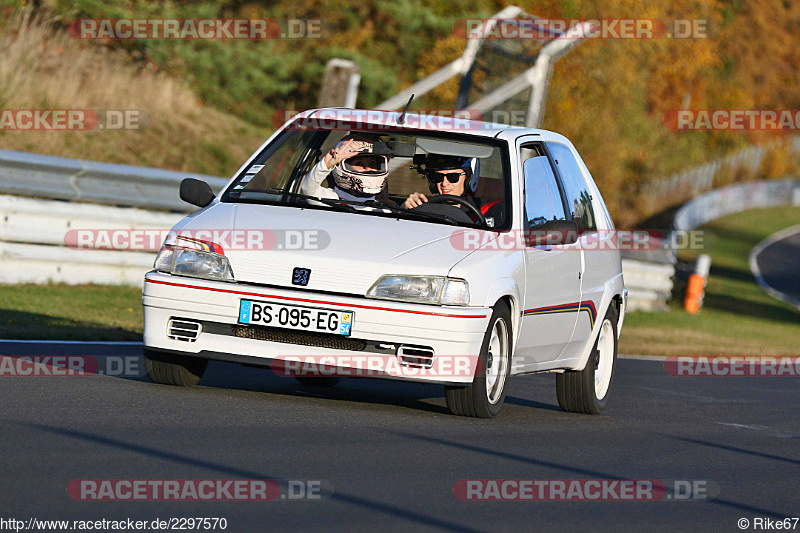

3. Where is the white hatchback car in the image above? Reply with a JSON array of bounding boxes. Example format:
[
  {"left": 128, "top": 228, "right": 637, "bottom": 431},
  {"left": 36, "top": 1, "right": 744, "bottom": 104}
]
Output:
[{"left": 142, "top": 109, "right": 627, "bottom": 418}]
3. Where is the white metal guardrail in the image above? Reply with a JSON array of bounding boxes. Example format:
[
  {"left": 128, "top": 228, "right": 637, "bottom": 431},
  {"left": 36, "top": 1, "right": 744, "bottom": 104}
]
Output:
[
  {"left": 0, "top": 240, "right": 156, "bottom": 286},
  {"left": 672, "top": 178, "right": 800, "bottom": 232},
  {"left": 0, "top": 194, "right": 182, "bottom": 247},
  {"left": 0, "top": 194, "right": 182, "bottom": 285},
  {"left": 0, "top": 147, "right": 222, "bottom": 285},
  {"left": 620, "top": 258, "right": 675, "bottom": 311},
  {"left": 0, "top": 148, "right": 227, "bottom": 211}
]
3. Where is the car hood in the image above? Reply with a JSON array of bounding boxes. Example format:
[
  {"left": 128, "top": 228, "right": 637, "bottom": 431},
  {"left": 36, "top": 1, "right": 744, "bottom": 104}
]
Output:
[{"left": 170, "top": 203, "right": 493, "bottom": 295}]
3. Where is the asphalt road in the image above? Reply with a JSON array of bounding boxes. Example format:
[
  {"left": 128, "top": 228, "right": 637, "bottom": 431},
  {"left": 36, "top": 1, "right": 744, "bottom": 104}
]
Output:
[
  {"left": 1, "top": 342, "right": 798, "bottom": 532},
  {"left": 753, "top": 227, "right": 800, "bottom": 305}
]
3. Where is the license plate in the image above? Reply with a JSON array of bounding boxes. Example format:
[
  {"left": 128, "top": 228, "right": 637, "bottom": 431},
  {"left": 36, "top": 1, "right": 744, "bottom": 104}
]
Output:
[{"left": 238, "top": 300, "right": 354, "bottom": 336}]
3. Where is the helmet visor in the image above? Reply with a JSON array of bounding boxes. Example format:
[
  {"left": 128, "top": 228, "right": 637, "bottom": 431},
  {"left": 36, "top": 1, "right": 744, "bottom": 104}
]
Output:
[{"left": 341, "top": 154, "right": 387, "bottom": 175}]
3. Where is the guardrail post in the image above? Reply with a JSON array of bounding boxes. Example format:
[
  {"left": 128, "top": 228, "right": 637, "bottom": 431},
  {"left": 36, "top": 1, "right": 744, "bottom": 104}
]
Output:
[{"left": 318, "top": 59, "right": 361, "bottom": 108}]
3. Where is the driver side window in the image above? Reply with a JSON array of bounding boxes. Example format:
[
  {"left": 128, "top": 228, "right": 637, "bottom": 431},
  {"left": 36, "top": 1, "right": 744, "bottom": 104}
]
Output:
[{"left": 521, "top": 144, "right": 567, "bottom": 230}]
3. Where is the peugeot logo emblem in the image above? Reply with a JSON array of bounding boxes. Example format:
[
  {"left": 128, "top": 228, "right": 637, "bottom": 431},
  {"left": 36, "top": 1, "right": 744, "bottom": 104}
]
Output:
[{"left": 292, "top": 267, "right": 311, "bottom": 286}]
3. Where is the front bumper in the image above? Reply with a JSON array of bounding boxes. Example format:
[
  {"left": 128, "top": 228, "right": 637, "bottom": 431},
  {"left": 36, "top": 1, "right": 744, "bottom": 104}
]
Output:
[{"left": 142, "top": 272, "right": 491, "bottom": 384}]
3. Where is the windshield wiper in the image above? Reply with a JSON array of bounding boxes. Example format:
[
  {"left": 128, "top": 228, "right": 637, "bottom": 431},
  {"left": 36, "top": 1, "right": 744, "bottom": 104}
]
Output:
[
  {"left": 231, "top": 189, "right": 463, "bottom": 225},
  {"left": 251, "top": 188, "right": 360, "bottom": 212},
  {"left": 364, "top": 199, "right": 459, "bottom": 226}
]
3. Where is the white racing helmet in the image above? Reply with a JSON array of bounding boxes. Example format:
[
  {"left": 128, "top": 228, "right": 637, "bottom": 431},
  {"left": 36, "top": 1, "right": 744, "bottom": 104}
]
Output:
[{"left": 331, "top": 134, "right": 388, "bottom": 195}]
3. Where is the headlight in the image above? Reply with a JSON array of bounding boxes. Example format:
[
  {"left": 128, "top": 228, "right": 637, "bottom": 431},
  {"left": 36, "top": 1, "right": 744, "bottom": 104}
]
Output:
[
  {"left": 154, "top": 245, "right": 175, "bottom": 272},
  {"left": 172, "top": 248, "right": 234, "bottom": 281},
  {"left": 367, "top": 276, "right": 469, "bottom": 306},
  {"left": 153, "top": 241, "right": 234, "bottom": 282}
]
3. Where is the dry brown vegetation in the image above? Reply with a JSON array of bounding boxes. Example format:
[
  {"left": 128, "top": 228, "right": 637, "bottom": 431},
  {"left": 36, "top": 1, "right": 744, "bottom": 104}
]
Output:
[{"left": 0, "top": 11, "right": 263, "bottom": 176}]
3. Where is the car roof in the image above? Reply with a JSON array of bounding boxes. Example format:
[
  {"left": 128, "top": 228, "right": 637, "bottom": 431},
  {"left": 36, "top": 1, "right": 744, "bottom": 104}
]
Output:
[{"left": 290, "top": 108, "right": 563, "bottom": 141}]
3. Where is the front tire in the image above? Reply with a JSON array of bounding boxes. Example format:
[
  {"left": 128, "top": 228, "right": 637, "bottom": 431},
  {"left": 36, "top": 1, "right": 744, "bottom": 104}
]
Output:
[
  {"left": 144, "top": 348, "right": 207, "bottom": 387},
  {"left": 445, "top": 301, "right": 512, "bottom": 418},
  {"left": 556, "top": 306, "right": 618, "bottom": 414}
]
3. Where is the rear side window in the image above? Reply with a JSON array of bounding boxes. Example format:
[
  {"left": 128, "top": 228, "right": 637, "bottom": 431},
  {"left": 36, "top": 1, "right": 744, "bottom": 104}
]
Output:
[
  {"left": 522, "top": 152, "right": 566, "bottom": 230},
  {"left": 546, "top": 142, "right": 596, "bottom": 231}
]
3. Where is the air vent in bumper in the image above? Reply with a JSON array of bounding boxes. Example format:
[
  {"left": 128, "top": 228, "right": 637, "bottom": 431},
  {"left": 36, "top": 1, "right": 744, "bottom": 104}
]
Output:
[
  {"left": 167, "top": 318, "right": 202, "bottom": 342},
  {"left": 397, "top": 345, "right": 435, "bottom": 368}
]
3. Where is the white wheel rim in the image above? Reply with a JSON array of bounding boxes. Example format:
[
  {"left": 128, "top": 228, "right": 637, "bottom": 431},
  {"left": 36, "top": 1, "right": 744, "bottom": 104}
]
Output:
[
  {"left": 485, "top": 317, "right": 509, "bottom": 404},
  {"left": 594, "top": 319, "right": 615, "bottom": 400}
]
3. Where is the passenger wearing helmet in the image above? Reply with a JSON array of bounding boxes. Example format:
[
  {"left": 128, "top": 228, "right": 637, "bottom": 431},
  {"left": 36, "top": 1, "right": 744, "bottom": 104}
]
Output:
[
  {"left": 403, "top": 154, "right": 480, "bottom": 212},
  {"left": 302, "top": 133, "right": 389, "bottom": 203}
]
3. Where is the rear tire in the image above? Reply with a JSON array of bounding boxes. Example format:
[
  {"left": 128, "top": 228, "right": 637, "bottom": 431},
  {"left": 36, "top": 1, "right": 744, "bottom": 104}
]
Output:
[
  {"left": 556, "top": 306, "right": 618, "bottom": 414},
  {"left": 294, "top": 376, "right": 341, "bottom": 388},
  {"left": 445, "top": 301, "right": 512, "bottom": 418},
  {"left": 144, "top": 348, "right": 207, "bottom": 387}
]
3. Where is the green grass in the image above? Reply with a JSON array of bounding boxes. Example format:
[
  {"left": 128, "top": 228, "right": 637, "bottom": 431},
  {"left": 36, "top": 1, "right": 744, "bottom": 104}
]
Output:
[
  {"left": 0, "top": 284, "right": 143, "bottom": 341},
  {"left": 1, "top": 207, "right": 799, "bottom": 348},
  {"left": 620, "top": 207, "right": 800, "bottom": 356}
]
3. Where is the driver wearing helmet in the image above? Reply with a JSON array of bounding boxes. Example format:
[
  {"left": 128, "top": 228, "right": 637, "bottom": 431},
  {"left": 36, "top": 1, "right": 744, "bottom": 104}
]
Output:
[
  {"left": 403, "top": 154, "right": 504, "bottom": 226},
  {"left": 403, "top": 154, "right": 480, "bottom": 211},
  {"left": 302, "top": 133, "right": 389, "bottom": 203}
]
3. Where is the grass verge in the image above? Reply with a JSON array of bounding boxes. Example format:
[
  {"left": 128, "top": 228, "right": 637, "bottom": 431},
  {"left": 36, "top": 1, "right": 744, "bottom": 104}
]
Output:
[
  {"left": 0, "top": 284, "right": 142, "bottom": 341},
  {"left": 619, "top": 207, "right": 800, "bottom": 356}
]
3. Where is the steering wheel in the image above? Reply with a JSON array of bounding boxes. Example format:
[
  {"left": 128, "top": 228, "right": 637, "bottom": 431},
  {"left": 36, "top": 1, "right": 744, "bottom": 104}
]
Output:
[{"left": 423, "top": 194, "right": 488, "bottom": 227}]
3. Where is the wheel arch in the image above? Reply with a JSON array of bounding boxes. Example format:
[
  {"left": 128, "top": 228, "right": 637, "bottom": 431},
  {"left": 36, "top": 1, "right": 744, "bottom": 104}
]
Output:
[
  {"left": 497, "top": 294, "right": 518, "bottom": 345},
  {"left": 482, "top": 277, "right": 521, "bottom": 344},
  {"left": 572, "top": 276, "right": 624, "bottom": 372}
]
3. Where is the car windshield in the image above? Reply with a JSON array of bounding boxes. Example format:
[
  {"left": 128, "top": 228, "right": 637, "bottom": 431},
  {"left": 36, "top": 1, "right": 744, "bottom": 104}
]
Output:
[{"left": 221, "top": 124, "right": 510, "bottom": 228}]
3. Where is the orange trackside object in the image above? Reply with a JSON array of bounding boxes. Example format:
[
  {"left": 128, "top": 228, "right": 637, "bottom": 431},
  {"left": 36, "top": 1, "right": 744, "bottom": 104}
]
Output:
[{"left": 684, "top": 273, "right": 706, "bottom": 314}]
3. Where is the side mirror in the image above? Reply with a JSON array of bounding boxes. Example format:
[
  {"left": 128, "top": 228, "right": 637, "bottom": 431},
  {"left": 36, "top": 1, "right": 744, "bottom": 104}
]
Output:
[
  {"left": 180, "top": 178, "right": 215, "bottom": 208},
  {"left": 528, "top": 219, "right": 580, "bottom": 247}
]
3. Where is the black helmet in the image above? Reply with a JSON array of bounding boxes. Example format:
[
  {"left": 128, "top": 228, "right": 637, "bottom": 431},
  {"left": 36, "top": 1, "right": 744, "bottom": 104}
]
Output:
[{"left": 417, "top": 154, "right": 480, "bottom": 195}]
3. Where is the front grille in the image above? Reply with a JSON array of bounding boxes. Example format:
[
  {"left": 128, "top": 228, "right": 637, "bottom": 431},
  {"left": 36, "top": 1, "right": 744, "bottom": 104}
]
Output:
[
  {"left": 231, "top": 325, "right": 367, "bottom": 351},
  {"left": 167, "top": 318, "right": 201, "bottom": 342}
]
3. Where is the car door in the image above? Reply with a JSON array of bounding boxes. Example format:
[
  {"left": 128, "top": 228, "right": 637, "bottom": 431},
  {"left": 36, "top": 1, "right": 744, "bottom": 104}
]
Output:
[
  {"left": 545, "top": 140, "right": 605, "bottom": 362},
  {"left": 514, "top": 139, "right": 583, "bottom": 371}
]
